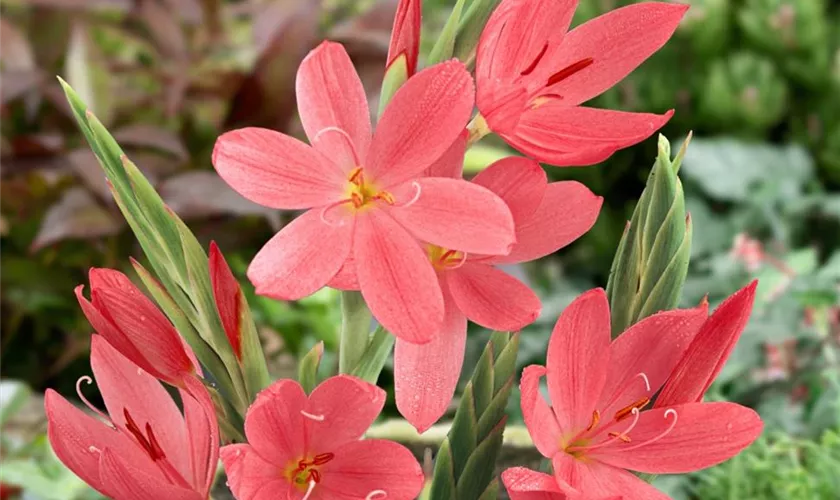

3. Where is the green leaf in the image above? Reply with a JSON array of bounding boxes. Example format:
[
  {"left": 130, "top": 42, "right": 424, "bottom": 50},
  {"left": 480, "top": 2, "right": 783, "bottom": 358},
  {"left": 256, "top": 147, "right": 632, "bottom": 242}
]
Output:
[
  {"left": 455, "top": 423, "right": 505, "bottom": 500},
  {"left": 298, "top": 342, "right": 324, "bottom": 394},
  {"left": 428, "top": 0, "right": 467, "bottom": 65},
  {"left": 454, "top": 0, "right": 502, "bottom": 63},
  {"left": 429, "top": 332, "right": 519, "bottom": 500},
  {"left": 476, "top": 478, "right": 500, "bottom": 500},
  {"left": 131, "top": 258, "right": 239, "bottom": 406},
  {"left": 351, "top": 326, "right": 395, "bottom": 383},
  {"left": 174, "top": 219, "right": 249, "bottom": 414},
  {"left": 339, "top": 291, "right": 372, "bottom": 375},
  {"left": 429, "top": 440, "right": 457, "bottom": 500}
]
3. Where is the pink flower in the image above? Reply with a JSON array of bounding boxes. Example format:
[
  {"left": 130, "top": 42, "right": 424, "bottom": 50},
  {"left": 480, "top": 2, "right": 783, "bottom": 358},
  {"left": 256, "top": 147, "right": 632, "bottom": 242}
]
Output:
[
  {"left": 75, "top": 268, "right": 197, "bottom": 387},
  {"left": 656, "top": 282, "right": 758, "bottom": 407},
  {"left": 213, "top": 41, "right": 515, "bottom": 344},
  {"left": 391, "top": 141, "right": 603, "bottom": 431},
  {"left": 507, "top": 289, "right": 762, "bottom": 499},
  {"left": 220, "top": 376, "right": 424, "bottom": 500},
  {"left": 209, "top": 241, "right": 244, "bottom": 360},
  {"left": 45, "top": 335, "right": 219, "bottom": 500},
  {"left": 475, "top": 0, "right": 687, "bottom": 166},
  {"left": 387, "top": 0, "right": 421, "bottom": 76}
]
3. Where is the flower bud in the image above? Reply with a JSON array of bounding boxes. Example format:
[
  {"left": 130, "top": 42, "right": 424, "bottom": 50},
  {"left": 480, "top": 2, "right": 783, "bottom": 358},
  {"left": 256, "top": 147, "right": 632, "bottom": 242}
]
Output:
[{"left": 606, "top": 135, "right": 692, "bottom": 337}]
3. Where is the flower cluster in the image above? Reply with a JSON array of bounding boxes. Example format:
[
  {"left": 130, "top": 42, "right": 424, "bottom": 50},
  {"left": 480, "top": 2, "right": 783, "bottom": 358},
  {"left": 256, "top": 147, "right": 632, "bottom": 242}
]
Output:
[{"left": 44, "top": 1, "right": 766, "bottom": 499}]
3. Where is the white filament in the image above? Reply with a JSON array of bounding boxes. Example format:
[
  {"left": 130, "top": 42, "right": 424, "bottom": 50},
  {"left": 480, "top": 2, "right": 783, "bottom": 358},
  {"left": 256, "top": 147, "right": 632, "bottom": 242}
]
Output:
[{"left": 300, "top": 410, "right": 325, "bottom": 422}]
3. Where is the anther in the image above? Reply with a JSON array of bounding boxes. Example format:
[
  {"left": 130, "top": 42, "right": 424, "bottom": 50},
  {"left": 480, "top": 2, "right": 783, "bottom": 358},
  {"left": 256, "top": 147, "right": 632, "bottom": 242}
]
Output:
[
  {"left": 614, "top": 397, "right": 650, "bottom": 422},
  {"left": 75, "top": 376, "right": 114, "bottom": 428},
  {"left": 366, "top": 490, "right": 387, "bottom": 500},
  {"left": 621, "top": 409, "right": 679, "bottom": 452},
  {"left": 608, "top": 432, "right": 632, "bottom": 443},
  {"left": 312, "top": 453, "right": 335, "bottom": 465},
  {"left": 586, "top": 410, "right": 601, "bottom": 432},
  {"left": 373, "top": 191, "right": 396, "bottom": 205},
  {"left": 348, "top": 167, "right": 364, "bottom": 186},
  {"left": 546, "top": 58, "right": 594, "bottom": 87},
  {"left": 300, "top": 410, "right": 325, "bottom": 422},
  {"left": 145, "top": 423, "right": 166, "bottom": 460},
  {"left": 520, "top": 43, "right": 549, "bottom": 76},
  {"left": 582, "top": 408, "right": 641, "bottom": 452}
]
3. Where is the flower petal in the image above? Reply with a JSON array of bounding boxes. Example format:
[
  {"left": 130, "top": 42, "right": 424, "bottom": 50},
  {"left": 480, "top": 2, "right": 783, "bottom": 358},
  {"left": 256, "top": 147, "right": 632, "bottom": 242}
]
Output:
[
  {"left": 552, "top": 453, "right": 667, "bottom": 500},
  {"left": 89, "top": 335, "right": 190, "bottom": 482},
  {"left": 591, "top": 402, "right": 763, "bottom": 474},
  {"left": 296, "top": 41, "right": 371, "bottom": 172},
  {"left": 388, "top": 178, "right": 515, "bottom": 255},
  {"left": 447, "top": 263, "right": 540, "bottom": 331},
  {"left": 471, "top": 157, "right": 547, "bottom": 226},
  {"left": 547, "top": 288, "right": 611, "bottom": 438},
  {"left": 540, "top": 2, "right": 688, "bottom": 106},
  {"left": 353, "top": 209, "right": 444, "bottom": 344},
  {"left": 395, "top": 291, "right": 467, "bottom": 433},
  {"left": 596, "top": 303, "right": 708, "bottom": 421},
  {"left": 244, "top": 379, "right": 307, "bottom": 466},
  {"left": 424, "top": 130, "right": 467, "bottom": 179},
  {"left": 505, "top": 105, "right": 673, "bottom": 167},
  {"left": 476, "top": 0, "right": 577, "bottom": 88},
  {"left": 387, "top": 0, "right": 421, "bottom": 75},
  {"left": 519, "top": 365, "right": 561, "bottom": 458},
  {"left": 98, "top": 449, "right": 201, "bottom": 500},
  {"left": 91, "top": 279, "right": 195, "bottom": 385},
  {"left": 209, "top": 242, "right": 243, "bottom": 360},
  {"left": 319, "top": 439, "right": 425, "bottom": 499},
  {"left": 76, "top": 284, "right": 162, "bottom": 382},
  {"left": 502, "top": 467, "right": 574, "bottom": 500},
  {"left": 656, "top": 282, "right": 758, "bottom": 407},
  {"left": 220, "top": 444, "right": 296, "bottom": 500},
  {"left": 248, "top": 209, "right": 354, "bottom": 300},
  {"left": 44, "top": 390, "right": 157, "bottom": 497},
  {"left": 181, "top": 377, "right": 219, "bottom": 496},
  {"left": 212, "top": 127, "right": 345, "bottom": 209},
  {"left": 488, "top": 181, "right": 602, "bottom": 265},
  {"left": 328, "top": 257, "right": 360, "bottom": 291},
  {"left": 304, "top": 375, "right": 386, "bottom": 453},
  {"left": 368, "top": 60, "right": 475, "bottom": 188}
]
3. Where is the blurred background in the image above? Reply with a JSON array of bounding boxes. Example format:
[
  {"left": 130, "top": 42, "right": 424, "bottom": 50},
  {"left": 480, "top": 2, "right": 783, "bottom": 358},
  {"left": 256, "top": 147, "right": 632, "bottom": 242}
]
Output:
[{"left": 1, "top": 0, "right": 839, "bottom": 498}]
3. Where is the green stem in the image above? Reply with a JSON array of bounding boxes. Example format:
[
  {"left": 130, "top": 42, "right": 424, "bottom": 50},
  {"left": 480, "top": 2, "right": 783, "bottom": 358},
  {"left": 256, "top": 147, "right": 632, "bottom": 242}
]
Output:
[
  {"left": 339, "top": 291, "right": 372, "bottom": 374},
  {"left": 352, "top": 327, "right": 396, "bottom": 383}
]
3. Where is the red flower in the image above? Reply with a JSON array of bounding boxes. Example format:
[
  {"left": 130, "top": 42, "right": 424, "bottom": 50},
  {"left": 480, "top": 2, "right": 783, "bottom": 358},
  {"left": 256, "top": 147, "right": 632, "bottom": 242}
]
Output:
[
  {"left": 213, "top": 41, "right": 515, "bottom": 344},
  {"left": 45, "top": 336, "right": 218, "bottom": 500},
  {"left": 387, "top": 0, "right": 421, "bottom": 76},
  {"left": 506, "top": 289, "right": 762, "bottom": 499},
  {"left": 475, "top": 0, "right": 688, "bottom": 166},
  {"left": 656, "top": 282, "right": 758, "bottom": 407},
  {"left": 220, "top": 376, "right": 424, "bottom": 500},
  {"left": 390, "top": 139, "right": 603, "bottom": 431},
  {"left": 75, "top": 268, "right": 197, "bottom": 387}
]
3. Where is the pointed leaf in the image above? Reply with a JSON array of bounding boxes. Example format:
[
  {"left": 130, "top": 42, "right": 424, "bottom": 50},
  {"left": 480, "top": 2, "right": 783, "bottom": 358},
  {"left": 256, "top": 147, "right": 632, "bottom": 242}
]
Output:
[{"left": 298, "top": 342, "right": 324, "bottom": 394}]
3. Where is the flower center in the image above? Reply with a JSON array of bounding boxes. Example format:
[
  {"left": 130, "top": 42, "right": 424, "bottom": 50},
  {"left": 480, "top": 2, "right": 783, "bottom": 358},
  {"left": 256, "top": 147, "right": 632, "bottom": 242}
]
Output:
[
  {"left": 427, "top": 245, "right": 467, "bottom": 271},
  {"left": 286, "top": 453, "right": 335, "bottom": 492},
  {"left": 122, "top": 407, "right": 192, "bottom": 489},
  {"left": 345, "top": 167, "right": 395, "bottom": 210},
  {"left": 561, "top": 372, "right": 679, "bottom": 458}
]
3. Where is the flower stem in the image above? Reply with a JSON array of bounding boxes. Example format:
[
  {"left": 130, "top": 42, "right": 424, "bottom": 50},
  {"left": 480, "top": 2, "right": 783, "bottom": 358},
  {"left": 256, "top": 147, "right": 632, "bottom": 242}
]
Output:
[
  {"left": 352, "top": 326, "right": 395, "bottom": 383},
  {"left": 339, "top": 291, "right": 372, "bottom": 374}
]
